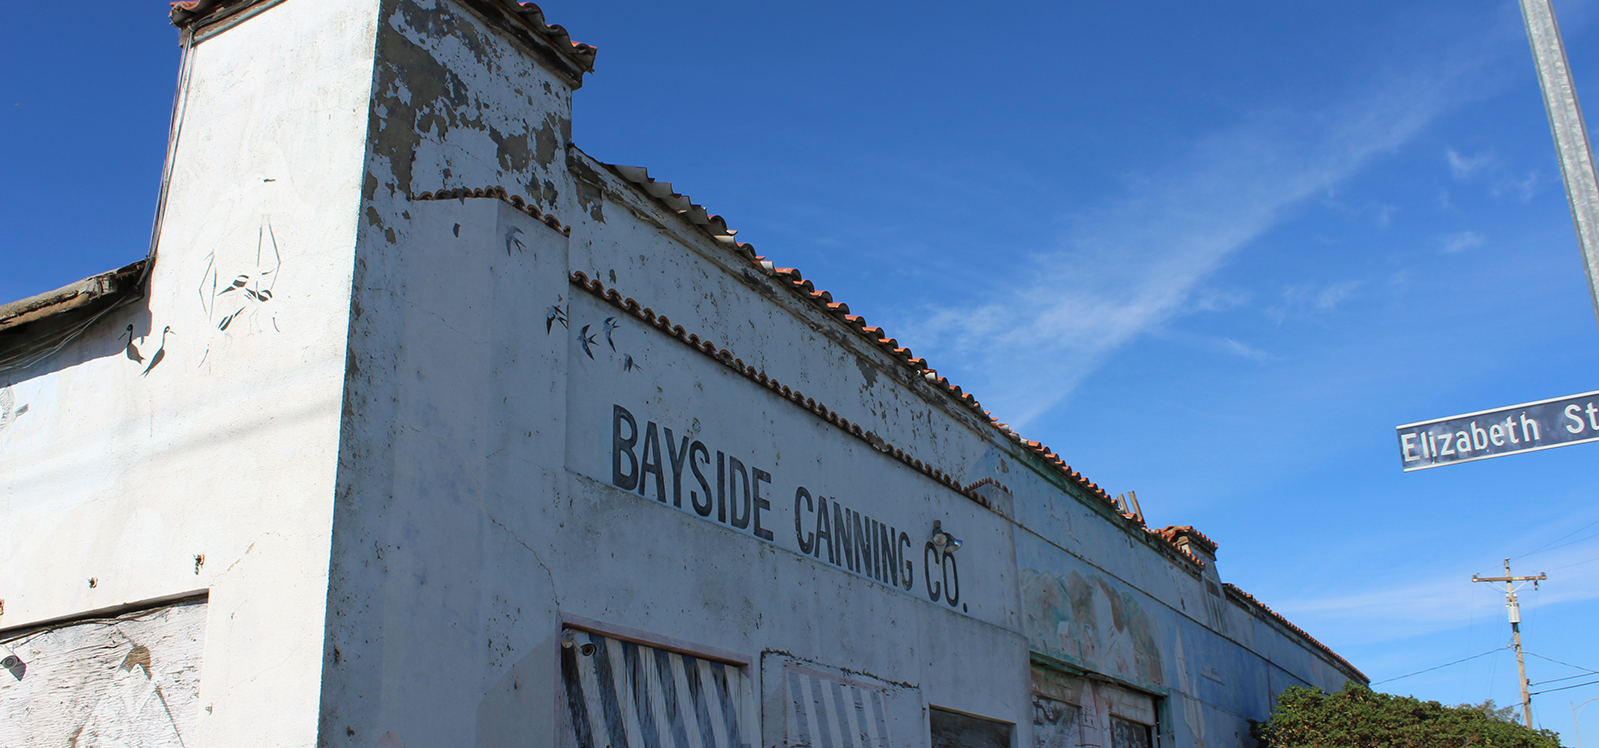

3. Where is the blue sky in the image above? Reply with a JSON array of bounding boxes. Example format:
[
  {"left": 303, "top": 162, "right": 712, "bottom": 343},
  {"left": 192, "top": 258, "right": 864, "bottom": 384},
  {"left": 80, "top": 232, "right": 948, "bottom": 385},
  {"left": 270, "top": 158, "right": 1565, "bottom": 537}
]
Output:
[{"left": 5, "top": 0, "right": 1599, "bottom": 740}]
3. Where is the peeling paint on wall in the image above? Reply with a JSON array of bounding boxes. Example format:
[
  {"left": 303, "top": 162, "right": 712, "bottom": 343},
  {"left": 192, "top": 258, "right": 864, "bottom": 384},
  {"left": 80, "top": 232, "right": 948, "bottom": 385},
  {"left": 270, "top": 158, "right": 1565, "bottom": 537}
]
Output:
[
  {"left": 367, "top": 0, "right": 572, "bottom": 217},
  {"left": 1022, "top": 568, "right": 1163, "bottom": 688},
  {"left": 1031, "top": 667, "right": 1157, "bottom": 748}
]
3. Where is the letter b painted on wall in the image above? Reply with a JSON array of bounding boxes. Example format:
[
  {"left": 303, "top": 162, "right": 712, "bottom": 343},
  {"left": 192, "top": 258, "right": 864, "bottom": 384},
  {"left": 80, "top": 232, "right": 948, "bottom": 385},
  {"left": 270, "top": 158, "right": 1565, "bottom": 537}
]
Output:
[{"left": 613, "top": 404, "right": 639, "bottom": 490}]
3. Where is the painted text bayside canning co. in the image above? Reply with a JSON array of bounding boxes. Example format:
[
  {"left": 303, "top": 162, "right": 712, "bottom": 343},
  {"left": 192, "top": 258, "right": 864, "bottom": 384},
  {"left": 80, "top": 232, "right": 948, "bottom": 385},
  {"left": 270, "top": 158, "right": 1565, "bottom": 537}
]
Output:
[{"left": 609, "top": 404, "right": 964, "bottom": 607}]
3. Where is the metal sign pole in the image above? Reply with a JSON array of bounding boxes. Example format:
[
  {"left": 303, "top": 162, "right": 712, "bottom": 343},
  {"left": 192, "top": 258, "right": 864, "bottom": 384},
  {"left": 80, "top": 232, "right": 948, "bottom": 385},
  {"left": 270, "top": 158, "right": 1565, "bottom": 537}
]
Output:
[{"left": 1519, "top": 0, "right": 1599, "bottom": 331}]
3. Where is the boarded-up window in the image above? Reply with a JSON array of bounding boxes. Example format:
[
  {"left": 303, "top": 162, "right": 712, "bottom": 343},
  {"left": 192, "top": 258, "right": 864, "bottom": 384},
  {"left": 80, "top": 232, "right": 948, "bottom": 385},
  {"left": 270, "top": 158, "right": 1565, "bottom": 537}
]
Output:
[
  {"left": 1033, "top": 694, "right": 1080, "bottom": 748},
  {"left": 762, "top": 654, "right": 915, "bottom": 748},
  {"left": 1033, "top": 666, "right": 1158, "bottom": 748},
  {"left": 562, "top": 629, "right": 750, "bottom": 748},
  {"left": 785, "top": 666, "right": 892, "bottom": 748},
  {"left": 0, "top": 599, "right": 206, "bottom": 748},
  {"left": 1110, "top": 716, "right": 1153, "bottom": 748},
  {"left": 930, "top": 707, "right": 1011, "bottom": 748}
]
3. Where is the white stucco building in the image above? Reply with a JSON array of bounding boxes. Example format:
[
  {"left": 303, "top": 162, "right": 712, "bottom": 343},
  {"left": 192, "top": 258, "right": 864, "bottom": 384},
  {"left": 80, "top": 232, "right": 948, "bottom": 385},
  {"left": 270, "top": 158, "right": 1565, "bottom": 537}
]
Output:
[{"left": 0, "top": 1, "right": 1364, "bottom": 746}]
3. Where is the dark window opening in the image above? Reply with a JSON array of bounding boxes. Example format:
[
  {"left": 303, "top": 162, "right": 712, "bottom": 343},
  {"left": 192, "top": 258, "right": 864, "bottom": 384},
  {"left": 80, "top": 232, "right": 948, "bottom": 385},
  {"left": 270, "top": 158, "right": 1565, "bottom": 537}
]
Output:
[
  {"left": 1111, "top": 715, "right": 1153, "bottom": 748},
  {"left": 930, "top": 707, "right": 1011, "bottom": 748}
]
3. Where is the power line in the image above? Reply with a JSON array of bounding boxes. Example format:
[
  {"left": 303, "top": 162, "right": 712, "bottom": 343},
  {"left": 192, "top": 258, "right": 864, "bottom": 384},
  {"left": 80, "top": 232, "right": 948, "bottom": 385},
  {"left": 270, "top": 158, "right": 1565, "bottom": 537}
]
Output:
[
  {"left": 1530, "top": 531, "right": 1599, "bottom": 558},
  {"left": 1371, "top": 647, "right": 1509, "bottom": 685},
  {"left": 1530, "top": 672, "right": 1594, "bottom": 686},
  {"left": 1549, "top": 555, "right": 1599, "bottom": 571},
  {"left": 1529, "top": 678, "right": 1599, "bottom": 696},
  {"left": 1526, "top": 651, "right": 1599, "bottom": 676},
  {"left": 1515, "top": 518, "right": 1599, "bottom": 559}
]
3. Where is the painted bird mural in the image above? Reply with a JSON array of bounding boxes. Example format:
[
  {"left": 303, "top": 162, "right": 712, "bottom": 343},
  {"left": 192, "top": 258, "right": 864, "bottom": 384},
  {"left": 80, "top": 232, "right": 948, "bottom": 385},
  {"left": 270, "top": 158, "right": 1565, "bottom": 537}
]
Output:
[
  {"left": 603, "top": 317, "right": 619, "bottom": 351},
  {"left": 121, "top": 324, "right": 145, "bottom": 364},
  {"left": 142, "top": 326, "right": 173, "bottom": 377},
  {"left": 578, "top": 325, "right": 598, "bottom": 359},
  {"left": 546, "top": 305, "right": 568, "bottom": 334}
]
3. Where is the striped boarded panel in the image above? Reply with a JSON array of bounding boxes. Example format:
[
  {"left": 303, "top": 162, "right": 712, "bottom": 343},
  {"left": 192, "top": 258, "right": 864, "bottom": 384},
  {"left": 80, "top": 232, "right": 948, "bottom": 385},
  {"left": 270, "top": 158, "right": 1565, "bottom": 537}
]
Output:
[
  {"left": 562, "top": 630, "right": 750, "bottom": 748},
  {"left": 785, "top": 667, "right": 892, "bottom": 748},
  {"left": 0, "top": 599, "right": 206, "bottom": 748}
]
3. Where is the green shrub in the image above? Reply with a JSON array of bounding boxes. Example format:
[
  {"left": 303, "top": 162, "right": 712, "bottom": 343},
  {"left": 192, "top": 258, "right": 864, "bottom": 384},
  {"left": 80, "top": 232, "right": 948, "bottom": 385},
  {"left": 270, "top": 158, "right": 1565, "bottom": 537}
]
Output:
[{"left": 1250, "top": 682, "right": 1563, "bottom": 748}]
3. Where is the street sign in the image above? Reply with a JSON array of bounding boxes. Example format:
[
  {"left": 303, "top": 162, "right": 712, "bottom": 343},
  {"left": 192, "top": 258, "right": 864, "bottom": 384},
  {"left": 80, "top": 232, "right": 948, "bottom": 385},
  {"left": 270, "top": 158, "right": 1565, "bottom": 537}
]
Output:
[{"left": 1396, "top": 390, "right": 1599, "bottom": 471}]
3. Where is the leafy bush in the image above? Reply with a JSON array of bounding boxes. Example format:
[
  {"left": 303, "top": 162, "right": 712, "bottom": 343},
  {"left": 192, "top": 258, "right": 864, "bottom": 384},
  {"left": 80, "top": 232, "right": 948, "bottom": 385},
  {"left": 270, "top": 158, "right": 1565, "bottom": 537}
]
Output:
[{"left": 1251, "top": 682, "right": 1562, "bottom": 748}]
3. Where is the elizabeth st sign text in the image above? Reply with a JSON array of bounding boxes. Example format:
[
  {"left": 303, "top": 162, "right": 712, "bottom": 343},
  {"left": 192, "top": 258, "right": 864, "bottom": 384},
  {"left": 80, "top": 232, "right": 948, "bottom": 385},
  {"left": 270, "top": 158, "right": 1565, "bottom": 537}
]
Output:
[{"left": 1396, "top": 390, "right": 1599, "bottom": 471}]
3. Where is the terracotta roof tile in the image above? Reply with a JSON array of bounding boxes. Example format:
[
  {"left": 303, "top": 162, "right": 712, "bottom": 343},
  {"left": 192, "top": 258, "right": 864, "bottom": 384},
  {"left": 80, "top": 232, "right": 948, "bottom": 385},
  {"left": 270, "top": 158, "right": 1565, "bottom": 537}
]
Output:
[
  {"left": 568, "top": 269, "right": 1009, "bottom": 509},
  {"left": 413, "top": 186, "right": 572, "bottom": 235},
  {"left": 1153, "top": 525, "right": 1219, "bottom": 556},
  {"left": 1224, "top": 583, "right": 1368, "bottom": 683},
  {"left": 596, "top": 164, "right": 1231, "bottom": 572}
]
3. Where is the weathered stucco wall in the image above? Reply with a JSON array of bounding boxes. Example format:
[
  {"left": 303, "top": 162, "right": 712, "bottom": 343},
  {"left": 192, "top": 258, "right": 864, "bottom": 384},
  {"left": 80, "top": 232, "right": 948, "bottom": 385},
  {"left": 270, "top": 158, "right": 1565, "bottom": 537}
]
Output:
[
  {"left": 3, "top": 1, "right": 1361, "bottom": 746},
  {"left": 0, "top": 0, "right": 377, "bottom": 744},
  {"left": 316, "top": 1, "right": 1359, "bottom": 745}
]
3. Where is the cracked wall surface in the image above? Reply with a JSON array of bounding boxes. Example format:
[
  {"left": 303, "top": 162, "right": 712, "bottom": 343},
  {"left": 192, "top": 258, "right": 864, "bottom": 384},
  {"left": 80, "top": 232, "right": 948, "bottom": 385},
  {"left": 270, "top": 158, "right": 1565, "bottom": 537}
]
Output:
[
  {"left": 0, "top": 1, "right": 377, "bottom": 745},
  {"left": 3, "top": 2, "right": 1360, "bottom": 747},
  {"left": 318, "top": 1, "right": 1358, "bottom": 741}
]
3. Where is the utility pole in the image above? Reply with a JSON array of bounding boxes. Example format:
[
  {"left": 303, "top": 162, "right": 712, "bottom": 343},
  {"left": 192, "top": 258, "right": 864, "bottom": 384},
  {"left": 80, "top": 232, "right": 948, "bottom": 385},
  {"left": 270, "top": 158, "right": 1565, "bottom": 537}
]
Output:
[
  {"left": 1473, "top": 559, "right": 1548, "bottom": 728},
  {"left": 1519, "top": 0, "right": 1599, "bottom": 330}
]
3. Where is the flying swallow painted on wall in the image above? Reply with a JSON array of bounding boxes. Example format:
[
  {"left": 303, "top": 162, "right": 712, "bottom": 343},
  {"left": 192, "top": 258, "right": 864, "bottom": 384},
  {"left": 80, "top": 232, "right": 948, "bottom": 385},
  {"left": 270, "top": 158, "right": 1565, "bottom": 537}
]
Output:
[
  {"left": 578, "top": 325, "right": 598, "bottom": 359},
  {"left": 546, "top": 304, "right": 568, "bottom": 334},
  {"left": 621, "top": 353, "right": 643, "bottom": 373},
  {"left": 505, "top": 226, "right": 526, "bottom": 255},
  {"left": 602, "top": 317, "right": 619, "bottom": 351},
  {"left": 198, "top": 216, "right": 284, "bottom": 367}
]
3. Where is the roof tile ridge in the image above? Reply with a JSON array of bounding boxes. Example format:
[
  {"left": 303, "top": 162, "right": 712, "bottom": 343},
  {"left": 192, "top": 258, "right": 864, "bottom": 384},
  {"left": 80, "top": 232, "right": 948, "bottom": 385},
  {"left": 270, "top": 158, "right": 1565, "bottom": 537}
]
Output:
[
  {"left": 1221, "top": 582, "right": 1367, "bottom": 682},
  {"left": 1154, "top": 525, "right": 1219, "bottom": 555},
  {"left": 568, "top": 270, "right": 999, "bottom": 509},
  {"left": 504, "top": 1, "right": 598, "bottom": 69},
  {"left": 413, "top": 186, "right": 571, "bottom": 236},
  {"left": 602, "top": 161, "right": 1146, "bottom": 531}
]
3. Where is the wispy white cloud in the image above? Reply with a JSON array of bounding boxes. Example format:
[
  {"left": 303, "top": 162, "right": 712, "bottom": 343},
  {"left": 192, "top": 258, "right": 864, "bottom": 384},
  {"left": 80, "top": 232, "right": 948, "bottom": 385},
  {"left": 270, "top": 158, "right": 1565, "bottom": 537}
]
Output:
[
  {"left": 1274, "top": 542, "right": 1599, "bottom": 646},
  {"left": 1190, "top": 286, "right": 1252, "bottom": 313},
  {"left": 1220, "top": 337, "right": 1272, "bottom": 362},
  {"left": 1443, "top": 230, "right": 1486, "bottom": 253},
  {"left": 1449, "top": 146, "right": 1539, "bottom": 203},
  {"left": 1266, "top": 280, "right": 1365, "bottom": 323},
  {"left": 1378, "top": 203, "right": 1398, "bottom": 228},
  {"left": 892, "top": 21, "right": 1514, "bottom": 429},
  {"left": 1448, "top": 147, "right": 1494, "bottom": 180},
  {"left": 1490, "top": 171, "right": 1539, "bottom": 204},
  {"left": 1310, "top": 280, "right": 1363, "bottom": 312}
]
